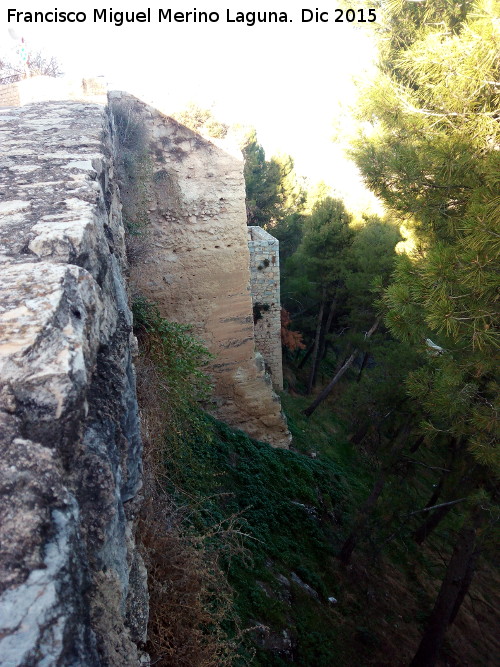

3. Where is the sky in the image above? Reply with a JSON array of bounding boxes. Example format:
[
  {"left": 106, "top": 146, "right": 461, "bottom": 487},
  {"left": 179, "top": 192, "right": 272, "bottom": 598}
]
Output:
[{"left": 1, "top": 1, "right": 381, "bottom": 212}]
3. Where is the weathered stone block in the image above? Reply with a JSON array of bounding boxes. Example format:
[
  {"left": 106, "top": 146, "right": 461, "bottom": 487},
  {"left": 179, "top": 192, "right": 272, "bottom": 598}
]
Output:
[
  {"left": 0, "top": 101, "right": 146, "bottom": 665},
  {"left": 248, "top": 225, "right": 283, "bottom": 390}
]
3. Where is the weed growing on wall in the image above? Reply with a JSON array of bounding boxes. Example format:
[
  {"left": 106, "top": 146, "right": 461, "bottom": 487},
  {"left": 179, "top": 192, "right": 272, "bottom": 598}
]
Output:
[
  {"left": 252, "top": 301, "right": 270, "bottom": 324},
  {"left": 111, "top": 100, "right": 154, "bottom": 262},
  {"left": 113, "top": 101, "right": 147, "bottom": 150},
  {"left": 132, "top": 295, "right": 213, "bottom": 459},
  {"left": 172, "top": 103, "right": 229, "bottom": 139},
  {"left": 132, "top": 295, "right": 240, "bottom": 666},
  {"left": 139, "top": 489, "right": 240, "bottom": 667}
]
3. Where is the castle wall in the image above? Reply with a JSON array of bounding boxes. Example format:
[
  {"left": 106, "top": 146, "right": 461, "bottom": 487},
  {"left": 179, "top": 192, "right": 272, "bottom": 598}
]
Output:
[
  {"left": 0, "top": 75, "right": 107, "bottom": 108},
  {"left": 0, "top": 83, "right": 20, "bottom": 107},
  {"left": 0, "top": 101, "right": 147, "bottom": 665},
  {"left": 109, "top": 92, "right": 290, "bottom": 448},
  {"left": 248, "top": 226, "right": 283, "bottom": 390},
  {"left": 0, "top": 84, "right": 290, "bottom": 663}
]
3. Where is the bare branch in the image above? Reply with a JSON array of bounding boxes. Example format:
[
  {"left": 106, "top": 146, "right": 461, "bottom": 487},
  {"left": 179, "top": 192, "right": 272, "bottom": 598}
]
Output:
[{"left": 404, "top": 497, "right": 467, "bottom": 518}]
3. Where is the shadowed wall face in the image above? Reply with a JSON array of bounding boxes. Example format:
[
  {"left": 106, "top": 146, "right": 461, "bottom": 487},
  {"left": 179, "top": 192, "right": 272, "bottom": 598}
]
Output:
[{"left": 110, "top": 92, "right": 290, "bottom": 447}]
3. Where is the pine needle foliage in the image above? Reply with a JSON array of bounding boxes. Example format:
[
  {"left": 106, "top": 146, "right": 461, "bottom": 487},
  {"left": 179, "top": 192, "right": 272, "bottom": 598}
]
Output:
[
  {"left": 243, "top": 130, "right": 306, "bottom": 227},
  {"left": 351, "top": 0, "right": 500, "bottom": 479},
  {"left": 350, "top": 9, "right": 499, "bottom": 657}
]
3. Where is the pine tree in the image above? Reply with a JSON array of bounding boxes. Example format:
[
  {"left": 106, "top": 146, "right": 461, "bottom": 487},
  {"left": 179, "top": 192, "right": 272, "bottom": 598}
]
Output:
[
  {"left": 351, "top": 1, "right": 500, "bottom": 662},
  {"left": 286, "top": 197, "right": 355, "bottom": 392},
  {"left": 242, "top": 131, "right": 306, "bottom": 227},
  {"left": 300, "top": 215, "right": 402, "bottom": 408}
]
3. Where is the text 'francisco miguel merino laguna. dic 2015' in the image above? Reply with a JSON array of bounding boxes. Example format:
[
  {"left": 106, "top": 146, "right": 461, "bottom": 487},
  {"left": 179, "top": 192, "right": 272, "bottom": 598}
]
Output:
[{"left": 7, "top": 7, "right": 377, "bottom": 27}]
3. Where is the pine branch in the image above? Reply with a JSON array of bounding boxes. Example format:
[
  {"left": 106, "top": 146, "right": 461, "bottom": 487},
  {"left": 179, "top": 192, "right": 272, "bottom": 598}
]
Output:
[{"left": 403, "top": 497, "right": 467, "bottom": 518}]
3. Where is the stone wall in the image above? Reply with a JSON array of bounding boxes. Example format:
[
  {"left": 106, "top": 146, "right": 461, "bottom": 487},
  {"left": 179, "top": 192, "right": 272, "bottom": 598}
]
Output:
[
  {"left": 0, "top": 75, "right": 107, "bottom": 108},
  {"left": 0, "top": 86, "right": 291, "bottom": 663},
  {"left": 248, "top": 226, "right": 283, "bottom": 390},
  {"left": 0, "top": 101, "right": 147, "bottom": 664},
  {"left": 0, "top": 83, "right": 20, "bottom": 107},
  {"left": 109, "top": 92, "right": 290, "bottom": 448}
]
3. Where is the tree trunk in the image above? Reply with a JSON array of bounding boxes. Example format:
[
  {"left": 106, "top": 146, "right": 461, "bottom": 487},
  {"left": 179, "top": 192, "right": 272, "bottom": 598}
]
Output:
[
  {"left": 317, "top": 294, "right": 338, "bottom": 365},
  {"left": 338, "top": 473, "right": 386, "bottom": 565},
  {"left": 303, "top": 318, "right": 380, "bottom": 418},
  {"left": 423, "top": 470, "right": 447, "bottom": 511},
  {"left": 414, "top": 503, "right": 454, "bottom": 545},
  {"left": 297, "top": 342, "right": 314, "bottom": 369},
  {"left": 410, "top": 434, "right": 425, "bottom": 454},
  {"left": 356, "top": 351, "right": 370, "bottom": 383},
  {"left": 410, "top": 510, "right": 482, "bottom": 667},
  {"left": 449, "top": 544, "right": 481, "bottom": 625},
  {"left": 338, "top": 422, "right": 411, "bottom": 565},
  {"left": 334, "top": 342, "right": 352, "bottom": 374},
  {"left": 307, "top": 287, "right": 326, "bottom": 394},
  {"left": 413, "top": 448, "right": 467, "bottom": 544},
  {"left": 304, "top": 351, "right": 358, "bottom": 416},
  {"left": 325, "top": 341, "right": 353, "bottom": 384},
  {"left": 349, "top": 422, "right": 372, "bottom": 446}
]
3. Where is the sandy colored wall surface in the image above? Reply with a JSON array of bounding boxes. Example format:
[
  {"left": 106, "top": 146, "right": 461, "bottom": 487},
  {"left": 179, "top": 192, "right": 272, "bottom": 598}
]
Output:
[{"left": 110, "top": 92, "right": 290, "bottom": 447}]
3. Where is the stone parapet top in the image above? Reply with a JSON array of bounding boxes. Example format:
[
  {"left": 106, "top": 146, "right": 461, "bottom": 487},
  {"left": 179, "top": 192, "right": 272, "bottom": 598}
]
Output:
[
  {"left": 248, "top": 225, "right": 278, "bottom": 243},
  {"left": 0, "top": 101, "right": 123, "bottom": 276}
]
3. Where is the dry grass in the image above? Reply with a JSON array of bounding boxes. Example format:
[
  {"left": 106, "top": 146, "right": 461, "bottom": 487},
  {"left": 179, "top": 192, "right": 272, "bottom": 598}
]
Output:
[
  {"left": 125, "top": 230, "right": 152, "bottom": 268},
  {"left": 139, "top": 495, "right": 238, "bottom": 667},
  {"left": 134, "top": 355, "right": 241, "bottom": 667}
]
